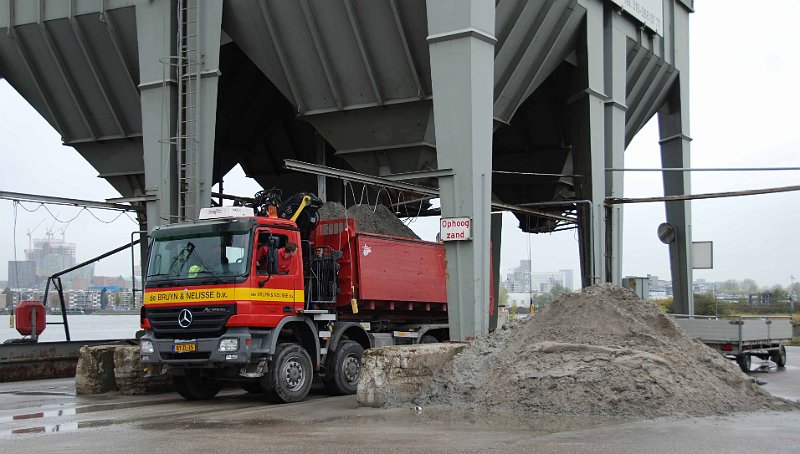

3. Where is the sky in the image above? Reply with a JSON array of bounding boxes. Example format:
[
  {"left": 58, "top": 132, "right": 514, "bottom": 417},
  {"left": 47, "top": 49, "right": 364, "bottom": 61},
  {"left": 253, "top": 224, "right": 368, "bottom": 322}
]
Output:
[{"left": 0, "top": 0, "right": 798, "bottom": 289}]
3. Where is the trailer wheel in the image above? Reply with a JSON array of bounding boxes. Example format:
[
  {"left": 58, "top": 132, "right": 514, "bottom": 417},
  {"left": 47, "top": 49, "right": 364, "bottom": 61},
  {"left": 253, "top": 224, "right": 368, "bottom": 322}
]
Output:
[
  {"left": 264, "top": 343, "right": 313, "bottom": 403},
  {"left": 419, "top": 334, "right": 438, "bottom": 344},
  {"left": 324, "top": 340, "right": 364, "bottom": 395},
  {"left": 172, "top": 371, "right": 222, "bottom": 400},
  {"left": 770, "top": 345, "right": 787, "bottom": 367},
  {"left": 736, "top": 353, "right": 751, "bottom": 373}
]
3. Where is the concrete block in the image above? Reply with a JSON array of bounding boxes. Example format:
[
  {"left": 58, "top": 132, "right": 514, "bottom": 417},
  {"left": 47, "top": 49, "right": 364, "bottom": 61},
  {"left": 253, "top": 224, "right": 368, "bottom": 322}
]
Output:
[
  {"left": 75, "top": 345, "right": 117, "bottom": 395},
  {"left": 357, "top": 343, "right": 466, "bottom": 408},
  {"left": 113, "top": 345, "right": 173, "bottom": 395}
]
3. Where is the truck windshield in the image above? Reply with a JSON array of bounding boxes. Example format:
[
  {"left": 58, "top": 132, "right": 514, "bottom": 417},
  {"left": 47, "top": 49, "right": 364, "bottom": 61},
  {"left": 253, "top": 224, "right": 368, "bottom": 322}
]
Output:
[{"left": 147, "top": 231, "right": 251, "bottom": 282}]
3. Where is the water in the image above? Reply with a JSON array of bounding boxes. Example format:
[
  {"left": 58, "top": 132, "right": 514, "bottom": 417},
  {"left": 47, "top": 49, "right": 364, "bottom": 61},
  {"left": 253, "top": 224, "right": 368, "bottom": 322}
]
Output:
[{"left": 0, "top": 314, "right": 140, "bottom": 343}]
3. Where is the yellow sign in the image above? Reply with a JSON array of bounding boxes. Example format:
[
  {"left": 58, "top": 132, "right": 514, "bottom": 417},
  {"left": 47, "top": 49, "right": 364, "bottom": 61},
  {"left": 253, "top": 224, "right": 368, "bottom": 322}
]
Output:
[{"left": 144, "top": 287, "right": 304, "bottom": 305}]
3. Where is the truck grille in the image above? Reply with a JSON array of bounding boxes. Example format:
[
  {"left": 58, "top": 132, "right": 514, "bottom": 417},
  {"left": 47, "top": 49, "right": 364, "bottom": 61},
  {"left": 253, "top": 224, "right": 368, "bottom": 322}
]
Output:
[{"left": 145, "top": 305, "right": 236, "bottom": 339}]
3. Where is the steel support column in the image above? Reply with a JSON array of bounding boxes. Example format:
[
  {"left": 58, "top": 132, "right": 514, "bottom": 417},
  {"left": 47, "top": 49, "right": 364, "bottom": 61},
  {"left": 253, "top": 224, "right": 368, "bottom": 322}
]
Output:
[
  {"left": 190, "top": 0, "right": 223, "bottom": 220},
  {"left": 659, "top": 2, "right": 693, "bottom": 315},
  {"left": 137, "top": 0, "right": 177, "bottom": 227},
  {"left": 490, "top": 212, "right": 502, "bottom": 331},
  {"left": 603, "top": 6, "right": 627, "bottom": 284},
  {"left": 570, "top": 0, "right": 606, "bottom": 288},
  {"left": 136, "top": 0, "right": 222, "bottom": 227},
  {"left": 426, "top": 0, "right": 496, "bottom": 340}
]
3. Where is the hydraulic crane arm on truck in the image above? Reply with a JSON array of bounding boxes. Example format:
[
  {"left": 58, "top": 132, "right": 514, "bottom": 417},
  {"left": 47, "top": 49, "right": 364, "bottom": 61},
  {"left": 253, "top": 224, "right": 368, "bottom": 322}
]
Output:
[{"left": 139, "top": 191, "right": 467, "bottom": 403}]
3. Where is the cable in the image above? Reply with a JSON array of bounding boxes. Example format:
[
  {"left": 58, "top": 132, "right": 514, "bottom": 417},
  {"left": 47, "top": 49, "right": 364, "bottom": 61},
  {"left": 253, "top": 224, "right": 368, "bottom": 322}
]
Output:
[{"left": 373, "top": 187, "right": 394, "bottom": 213}]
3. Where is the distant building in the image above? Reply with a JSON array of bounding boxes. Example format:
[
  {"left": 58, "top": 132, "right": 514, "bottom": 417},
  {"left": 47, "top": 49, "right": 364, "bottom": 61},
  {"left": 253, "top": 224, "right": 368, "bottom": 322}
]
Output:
[
  {"left": 506, "top": 292, "right": 533, "bottom": 307},
  {"left": 7, "top": 261, "right": 37, "bottom": 289},
  {"left": 531, "top": 271, "right": 574, "bottom": 293},
  {"left": 502, "top": 260, "right": 575, "bottom": 294}
]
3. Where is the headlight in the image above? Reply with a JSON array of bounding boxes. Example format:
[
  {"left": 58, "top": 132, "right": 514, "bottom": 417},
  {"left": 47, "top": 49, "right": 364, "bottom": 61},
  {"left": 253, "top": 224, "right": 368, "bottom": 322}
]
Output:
[
  {"left": 218, "top": 338, "right": 239, "bottom": 352},
  {"left": 140, "top": 340, "right": 154, "bottom": 354}
]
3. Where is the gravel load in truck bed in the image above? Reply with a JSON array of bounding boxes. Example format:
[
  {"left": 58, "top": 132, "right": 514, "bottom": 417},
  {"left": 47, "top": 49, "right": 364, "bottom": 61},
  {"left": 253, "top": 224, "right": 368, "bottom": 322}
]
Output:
[
  {"left": 318, "top": 202, "right": 420, "bottom": 240},
  {"left": 415, "top": 284, "right": 800, "bottom": 418}
]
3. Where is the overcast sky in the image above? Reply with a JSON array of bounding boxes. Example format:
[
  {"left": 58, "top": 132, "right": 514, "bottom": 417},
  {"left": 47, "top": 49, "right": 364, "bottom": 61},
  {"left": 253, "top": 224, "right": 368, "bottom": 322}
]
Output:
[{"left": 0, "top": 0, "right": 798, "bottom": 289}]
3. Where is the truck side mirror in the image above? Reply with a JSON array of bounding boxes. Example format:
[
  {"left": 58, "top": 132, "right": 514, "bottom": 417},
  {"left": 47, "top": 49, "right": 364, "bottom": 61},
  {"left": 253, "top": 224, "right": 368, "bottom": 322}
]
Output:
[{"left": 267, "top": 237, "right": 280, "bottom": 275}]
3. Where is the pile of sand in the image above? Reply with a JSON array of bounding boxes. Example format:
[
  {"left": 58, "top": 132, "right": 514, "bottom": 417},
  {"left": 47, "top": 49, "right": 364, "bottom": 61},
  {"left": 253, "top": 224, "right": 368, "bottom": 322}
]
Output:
[
  {"left": 416, "top": 284, "right": 799, "bottom": 418},
  {"left": 318, "top": 202, "right": 419, "bottom": 240}
]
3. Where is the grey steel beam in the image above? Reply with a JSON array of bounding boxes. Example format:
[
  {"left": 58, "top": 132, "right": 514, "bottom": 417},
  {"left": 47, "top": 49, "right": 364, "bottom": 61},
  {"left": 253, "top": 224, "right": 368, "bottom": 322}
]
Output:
[
  {"left": 0, "top": 191, "right": 137, "bottom": 211},
  {"left": 490, "top": 212, "right": 502, "bottom": 331},
  {"left": 136, "top": 0, "right": 177, "bottom": 227},
  {"left": 569, "top": 0, "right": 606, "bottom": 288},
  {"left": 383, "top": 169, "right": 454, "bottom": 181},
  {"left": 257, "top": 0, "right": 304, "bottom": 112},
  {"left": 299, "top": 0, "right": 343, "bottom": 110},
  {"left": 284, "top": 159, "right": 438, "bottom": 196},
  {"left": 69, "top": 17, "right": 126, "bottom": 136},
  {"left": 427, "top": 0, "right": 496, "bottom": 340},
  {"left": 495, "top": 1, "right": 553, "bottom": 98},
  {"left": 389, "top": 0, "right": 424, "bottom": 98},
  {"left": 608, "top": 167, "right": 800, "bottom": 172},
  {"left": 37, "top": 21, "right": 97, "bottom": 140},
  {"left": 100, "top": 10, "right": 140, "bottom": 104},
  {"left": 658, "top": 1, "right": 693, "bottom": 315},
  {"left": 344, "top": 0, "right": 382, "bottom": 105},
  {"left": 603, "top": 6, "right": 627, "bottom": 285},
  {"left": 283, "top": 159, "right": 573, "bottom": 223},
  {"left": 607, "top": 184, "right": 800, "bottom": 205},
  {"left": 9, "top": 27, "right": 65, "bottom": 134}
]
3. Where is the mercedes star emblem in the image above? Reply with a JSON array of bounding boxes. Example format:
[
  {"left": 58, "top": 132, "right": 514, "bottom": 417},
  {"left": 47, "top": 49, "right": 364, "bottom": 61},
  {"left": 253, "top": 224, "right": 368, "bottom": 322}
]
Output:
[{"left": 178, "top": 309, "right": 193, "bottom": 328}]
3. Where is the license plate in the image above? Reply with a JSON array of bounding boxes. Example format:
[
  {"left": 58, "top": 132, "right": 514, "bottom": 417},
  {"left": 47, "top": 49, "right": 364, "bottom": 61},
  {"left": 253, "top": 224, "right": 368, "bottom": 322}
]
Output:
[{"left": 172, "top": 343, "right": 197, "bottom": 353}]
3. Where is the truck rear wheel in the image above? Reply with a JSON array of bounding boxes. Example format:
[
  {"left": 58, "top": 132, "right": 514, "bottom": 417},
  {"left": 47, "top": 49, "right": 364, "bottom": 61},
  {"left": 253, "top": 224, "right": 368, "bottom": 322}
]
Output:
[
  {"left": 324, "top": 340, "right": 364, "bottom": 395},
  {"left": 264, "top": 343, "right": 313, "bottom": 403},
  {"left": 736, "top": 353, "right": 751, "bottom": 373},
  {"left": 172, "top": 370, "right": 222, "bottom": 400},
  {"left": 770, "top": 345, "right": 787, "bottom": 367}
]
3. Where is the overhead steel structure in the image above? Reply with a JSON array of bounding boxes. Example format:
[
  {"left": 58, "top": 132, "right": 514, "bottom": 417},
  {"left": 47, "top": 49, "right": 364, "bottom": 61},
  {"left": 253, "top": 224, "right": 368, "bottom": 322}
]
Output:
[{"left": 0, "top": 0, "right": 695, "bottom": 339}]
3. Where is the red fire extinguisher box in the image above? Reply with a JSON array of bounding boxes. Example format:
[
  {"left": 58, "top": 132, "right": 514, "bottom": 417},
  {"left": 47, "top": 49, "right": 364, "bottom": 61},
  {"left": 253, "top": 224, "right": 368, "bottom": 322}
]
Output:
[{"left": 16, "top": 300, "right": 46, "bottom": 336}]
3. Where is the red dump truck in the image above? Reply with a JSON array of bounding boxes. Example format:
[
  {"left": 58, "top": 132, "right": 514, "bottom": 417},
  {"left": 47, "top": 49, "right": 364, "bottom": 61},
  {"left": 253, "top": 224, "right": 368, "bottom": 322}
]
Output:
[{"left": 139, "top": 193, "right": 472, "bottom": 403}]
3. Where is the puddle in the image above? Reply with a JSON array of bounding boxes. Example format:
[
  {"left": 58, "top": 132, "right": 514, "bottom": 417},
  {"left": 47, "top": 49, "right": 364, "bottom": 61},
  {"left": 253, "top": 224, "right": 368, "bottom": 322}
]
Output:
[
  {"left": 1, "top": 419, "right": 118, "bottom": 438},
  {"left": 0, "top": 398, "right": 183, "bottom": 424},
  {"left": 0, "top": 390, "right": 74, "bottom": 397}
]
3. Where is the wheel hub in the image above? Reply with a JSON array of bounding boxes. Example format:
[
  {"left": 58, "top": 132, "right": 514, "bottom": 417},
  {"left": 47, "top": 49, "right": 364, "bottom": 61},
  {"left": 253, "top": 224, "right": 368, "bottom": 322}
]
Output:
[
  {"left": 283, "top": 358, "right": 305, "bottom": 391},
  {"left": 343, "top": 354, "right": 360, "bottom": 384}
]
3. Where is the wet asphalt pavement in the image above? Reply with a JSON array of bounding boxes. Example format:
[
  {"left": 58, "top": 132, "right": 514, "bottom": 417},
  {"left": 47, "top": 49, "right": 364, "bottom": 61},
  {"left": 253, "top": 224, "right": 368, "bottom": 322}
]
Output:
[{"left": 1, "top": 348, "right": 800, "bottom": 453}]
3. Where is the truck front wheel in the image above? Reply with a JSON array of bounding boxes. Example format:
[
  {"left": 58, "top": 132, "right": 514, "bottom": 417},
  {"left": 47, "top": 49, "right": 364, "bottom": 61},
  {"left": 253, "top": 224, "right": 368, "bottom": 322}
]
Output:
[
  {"left": 264, "top": 343, "right": 313, "bottom": 403},
  {"left": 770, "top": 345, "right": 787, "bottom": 367},
  {"left": 324, "top": 340, "right": 364, "bottom": 395},
  {"left": 172, "top": 370, "right": 222, "bottom": 400}
]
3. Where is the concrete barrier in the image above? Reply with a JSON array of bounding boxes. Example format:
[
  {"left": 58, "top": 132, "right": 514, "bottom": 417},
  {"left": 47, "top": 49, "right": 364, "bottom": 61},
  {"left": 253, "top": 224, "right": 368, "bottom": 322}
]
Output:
[
  {"left": 75, "top": 345, "right": 173, "bottom": 395},
  {"left": 357, "top": 343, "right": 466, "bottom": 408},
  {"left": 113, "top": 345, "right": 173, "bottom": 395},
  {"left": 75, "top": 345, "right": 117, "bottom": 395}
]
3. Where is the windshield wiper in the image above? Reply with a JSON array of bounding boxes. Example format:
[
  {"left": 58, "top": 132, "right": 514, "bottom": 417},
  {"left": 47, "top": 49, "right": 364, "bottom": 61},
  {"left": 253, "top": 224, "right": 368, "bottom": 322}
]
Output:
[{"left": 166, "top": 242, "right": 196, "bottom": 275}]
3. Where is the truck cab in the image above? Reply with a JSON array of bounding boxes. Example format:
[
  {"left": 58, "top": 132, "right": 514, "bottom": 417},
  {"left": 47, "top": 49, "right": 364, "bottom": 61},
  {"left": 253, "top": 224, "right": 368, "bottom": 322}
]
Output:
[{"left": 139, "top": 207, "right": 368, "bottom": 403}]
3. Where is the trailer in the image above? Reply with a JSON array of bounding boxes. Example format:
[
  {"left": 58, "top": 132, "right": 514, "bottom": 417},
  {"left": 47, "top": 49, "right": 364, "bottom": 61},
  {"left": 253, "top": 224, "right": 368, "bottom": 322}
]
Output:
[{"left": 672, "top": 314, "right": 791, "bottom": 372}]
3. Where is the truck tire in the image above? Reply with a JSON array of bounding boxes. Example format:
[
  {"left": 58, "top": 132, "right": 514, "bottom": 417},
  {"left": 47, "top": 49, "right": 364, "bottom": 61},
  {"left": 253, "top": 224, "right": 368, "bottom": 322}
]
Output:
[
  {"left": 419, "top": 334, "right": 438, "bottom": 344},
  {"left": 737, "top": 353, "right": 751, "bottom": 373},
  {"left": 264, "top": 343, "right": 313, "bottom": 404},
  {"left": 324, "top": 340, "right": 364, "bottom": 395},
  {"left": 172, "top": 371, "right": 222, "bottom": 400},
  {"left": 770, "top": 345, "right": 787, "bottom": 367}
]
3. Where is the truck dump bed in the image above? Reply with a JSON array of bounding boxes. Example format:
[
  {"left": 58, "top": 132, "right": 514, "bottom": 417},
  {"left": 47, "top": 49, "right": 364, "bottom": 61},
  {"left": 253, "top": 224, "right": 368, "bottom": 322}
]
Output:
[{"left": 311, "top": 218, "right": 448, "bottom": 321}]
